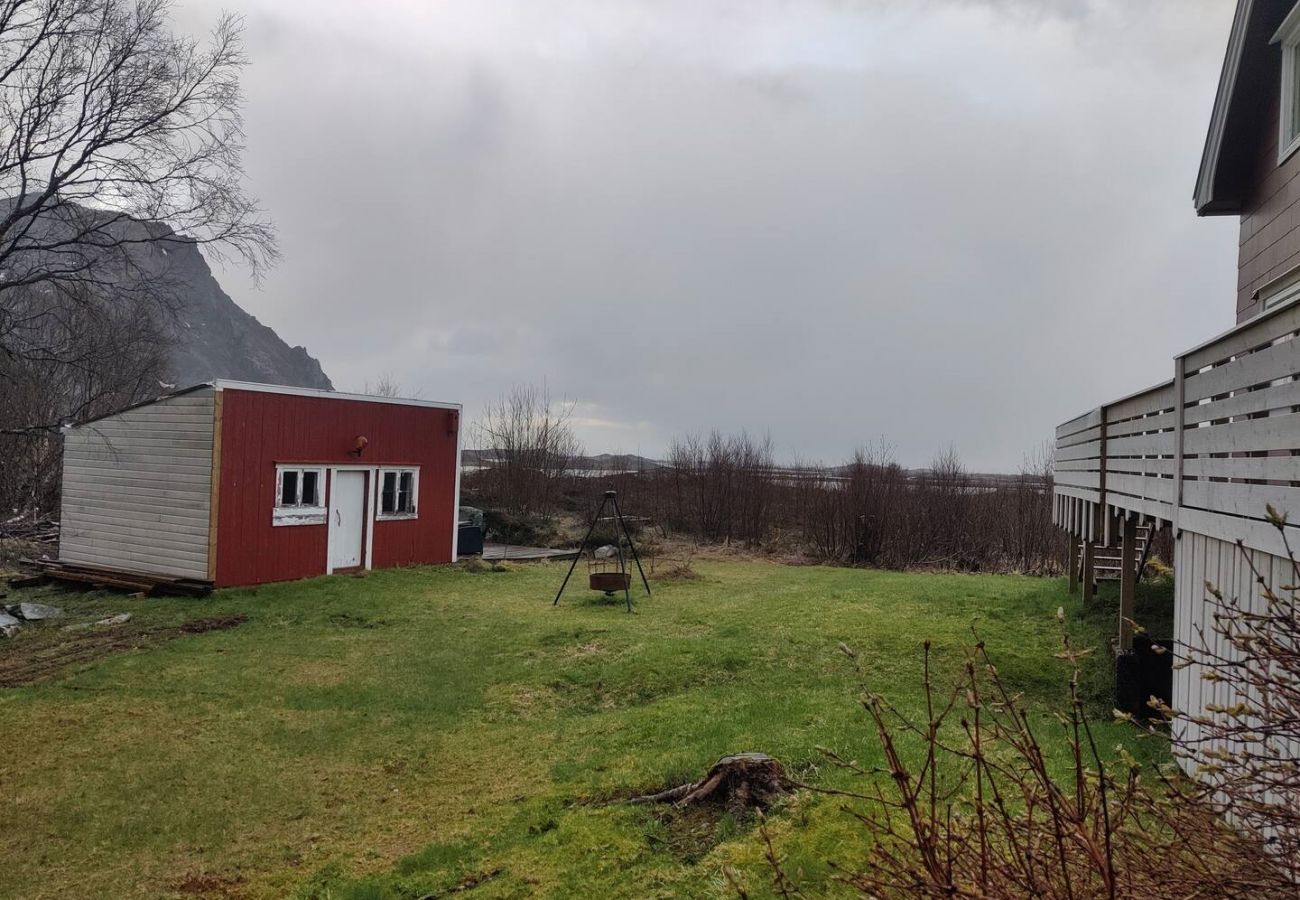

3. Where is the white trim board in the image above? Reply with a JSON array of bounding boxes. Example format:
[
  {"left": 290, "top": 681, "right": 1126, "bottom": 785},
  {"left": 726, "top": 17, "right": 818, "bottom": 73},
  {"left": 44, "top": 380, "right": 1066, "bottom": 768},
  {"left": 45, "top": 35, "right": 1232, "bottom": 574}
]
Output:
[
  {"left": 452, "top": 410, "right": 463, "bottom": 560},
  {"left": 1275, "top": 1, "right": 1300, "bottom": 164},
  {"left": 375, "top": 466, "right": 420, "bottom": 520},
  {"left": 326, "top": 464, "right": 377, "bottom": 574},
  {"left": 214, "top": 380, "right": 460, "bottom": 411},
  {"left": 1194, "top": 0, "right": 1254, "bottom": 212},
  {"left": 272, "top": 464, "right": 327, "bottom": 527}
]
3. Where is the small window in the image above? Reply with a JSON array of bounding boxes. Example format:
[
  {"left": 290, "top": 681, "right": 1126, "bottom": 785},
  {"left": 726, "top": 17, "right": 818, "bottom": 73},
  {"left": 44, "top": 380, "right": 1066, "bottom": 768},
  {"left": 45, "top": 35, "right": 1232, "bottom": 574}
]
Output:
[
  {"left": 1277, "top": 6, "right": 1300, "bottom": 163},
  {"left": 301, "top": 470, "right": 320, "bottom": 506},
  {"left": 274, "top": 465, "right": 326, "bottom": 526},
  {"left": 280, "top": 470, "right": 299, "bottom": 506},
  {"left": 377, "top": 467, "right": 418, "bottom": 519},
  {"left": 1257, "top": 263, "right": 1300, "bottom": 313},
  {"left": 1265, "top": 279, "right": 1300, "bottom": 312}
]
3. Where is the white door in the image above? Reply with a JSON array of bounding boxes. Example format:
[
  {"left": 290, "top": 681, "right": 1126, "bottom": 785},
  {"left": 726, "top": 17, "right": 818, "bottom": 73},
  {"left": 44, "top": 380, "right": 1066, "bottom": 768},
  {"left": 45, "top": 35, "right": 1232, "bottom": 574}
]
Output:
[{"left": 328, "top": 470, "right": 366, "bottom": 571}]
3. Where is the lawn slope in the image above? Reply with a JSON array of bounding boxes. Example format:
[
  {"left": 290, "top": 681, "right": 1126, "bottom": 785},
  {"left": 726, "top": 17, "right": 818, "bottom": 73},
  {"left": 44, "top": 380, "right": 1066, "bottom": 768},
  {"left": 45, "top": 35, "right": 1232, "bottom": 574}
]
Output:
[{"left": 0, "top": 561, "right": 1160, "bottom": 898}]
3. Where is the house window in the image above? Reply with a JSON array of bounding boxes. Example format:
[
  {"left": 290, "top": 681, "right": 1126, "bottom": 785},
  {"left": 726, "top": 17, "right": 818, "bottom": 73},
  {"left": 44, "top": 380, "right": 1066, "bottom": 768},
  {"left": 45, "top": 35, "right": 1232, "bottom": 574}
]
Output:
[
  {"left": 1257, "top": 263, "right": 1300, "bottom": 312},
  {"left": 378, "top": 467, "right": 418, "bottom": 519},
  {"left": 1277, "top": 5, "right": 1300, "bottom": 162},
  {"left": 273, "top": 465, "right": 326, "bottom": 525}
]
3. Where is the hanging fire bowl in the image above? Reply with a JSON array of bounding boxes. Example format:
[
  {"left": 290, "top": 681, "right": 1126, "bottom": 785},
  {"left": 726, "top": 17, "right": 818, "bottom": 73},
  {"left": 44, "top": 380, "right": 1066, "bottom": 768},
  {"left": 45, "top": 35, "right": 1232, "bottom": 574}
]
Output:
[{"left": 590, "top": 571, "right": 632, "bottom": 595}]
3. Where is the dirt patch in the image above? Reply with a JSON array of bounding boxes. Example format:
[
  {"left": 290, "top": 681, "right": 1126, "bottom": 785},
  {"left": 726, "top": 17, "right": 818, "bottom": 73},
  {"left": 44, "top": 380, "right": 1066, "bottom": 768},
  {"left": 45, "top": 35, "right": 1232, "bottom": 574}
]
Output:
[
  {"left": 0, "top": 614, "right": 247, "bottom": 687},
  {"left": 178, "top": 615, "right": 247, "bottom": 635},
  {"left": 327, "top": 611, "right": 385, "bottom": 629},
  {"left": 643, "top": 804, "right": 749, "bottom": 865},
  {"left": 172, "top": 871, "right": 246, "bottom": 897}
]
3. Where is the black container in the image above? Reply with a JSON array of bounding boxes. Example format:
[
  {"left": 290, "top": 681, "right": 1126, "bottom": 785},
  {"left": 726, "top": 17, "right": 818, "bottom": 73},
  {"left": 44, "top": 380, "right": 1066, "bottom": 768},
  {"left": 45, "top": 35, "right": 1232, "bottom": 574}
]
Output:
[
  {"left": 458, "top": 525, "right": 484, "bottom": 556},
  {"left": 1115, "top": 635, "right": 1173, "bottom": 722}
]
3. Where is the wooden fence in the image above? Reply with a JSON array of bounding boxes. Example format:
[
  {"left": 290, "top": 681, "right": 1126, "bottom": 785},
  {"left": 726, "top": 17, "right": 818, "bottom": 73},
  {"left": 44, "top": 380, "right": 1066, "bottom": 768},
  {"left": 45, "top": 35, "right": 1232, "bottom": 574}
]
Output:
[
  {"left": 1054, "top": 295, "right": 1300, "bottom": 557},
  {"left": 1054, "top": 294, "right": 1300, "bottom": 777}
]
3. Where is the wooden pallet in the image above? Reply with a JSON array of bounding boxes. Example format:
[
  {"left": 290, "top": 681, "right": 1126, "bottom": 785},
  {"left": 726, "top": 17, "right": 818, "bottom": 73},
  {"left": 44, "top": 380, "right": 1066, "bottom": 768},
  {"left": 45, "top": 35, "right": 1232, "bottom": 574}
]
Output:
[{"left": 15, "top": 559, "right": 212, "bottom": 596}]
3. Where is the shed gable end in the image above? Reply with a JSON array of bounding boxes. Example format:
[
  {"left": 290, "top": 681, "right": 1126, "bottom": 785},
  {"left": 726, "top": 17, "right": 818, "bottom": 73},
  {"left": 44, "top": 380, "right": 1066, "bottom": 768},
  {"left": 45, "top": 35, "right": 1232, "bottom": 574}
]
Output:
[{"left": 58, "top": 389, "right": 216, "bottom": 580}]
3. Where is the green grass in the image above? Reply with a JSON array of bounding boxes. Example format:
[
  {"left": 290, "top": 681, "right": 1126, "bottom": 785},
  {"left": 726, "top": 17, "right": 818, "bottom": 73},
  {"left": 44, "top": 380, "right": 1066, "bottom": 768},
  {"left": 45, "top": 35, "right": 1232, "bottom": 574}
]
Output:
[{"left": 0, "top": 560, "right": 1167, "bottom": 898}]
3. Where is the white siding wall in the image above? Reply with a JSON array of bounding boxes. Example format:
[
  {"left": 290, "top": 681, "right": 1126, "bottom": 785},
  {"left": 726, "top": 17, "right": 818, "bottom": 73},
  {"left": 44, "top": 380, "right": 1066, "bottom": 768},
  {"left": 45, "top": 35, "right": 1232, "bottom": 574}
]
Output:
[
  {"left": 58, "top": 389, "right": 215, "bottom": 580},
  {"left": 1173, "top": 530, "right": 1300, "bottom": 776}
]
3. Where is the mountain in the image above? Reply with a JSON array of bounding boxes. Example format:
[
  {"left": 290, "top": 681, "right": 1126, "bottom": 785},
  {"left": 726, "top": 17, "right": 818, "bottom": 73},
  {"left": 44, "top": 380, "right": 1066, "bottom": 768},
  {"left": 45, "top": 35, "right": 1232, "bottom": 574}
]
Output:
[
  {"left": 156, "top": 238, "right": 333, "bottom": 390},
  {"left": 1, "top": 197, "right": 332, "bottom": 390}
]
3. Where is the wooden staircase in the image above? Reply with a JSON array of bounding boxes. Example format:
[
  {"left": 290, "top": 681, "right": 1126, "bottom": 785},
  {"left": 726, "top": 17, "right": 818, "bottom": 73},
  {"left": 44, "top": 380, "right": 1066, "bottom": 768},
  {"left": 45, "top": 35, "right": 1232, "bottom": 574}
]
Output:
[{"left": 1079, "top": 524, "right": 1151, "bottom": 584}]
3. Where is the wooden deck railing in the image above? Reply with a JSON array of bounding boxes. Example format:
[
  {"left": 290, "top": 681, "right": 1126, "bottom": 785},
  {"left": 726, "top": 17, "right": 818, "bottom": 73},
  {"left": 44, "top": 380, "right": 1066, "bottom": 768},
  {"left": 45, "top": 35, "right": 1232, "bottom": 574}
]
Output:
[{"left": 1055, "top": 295, "right": 1300, "bottom": 557}]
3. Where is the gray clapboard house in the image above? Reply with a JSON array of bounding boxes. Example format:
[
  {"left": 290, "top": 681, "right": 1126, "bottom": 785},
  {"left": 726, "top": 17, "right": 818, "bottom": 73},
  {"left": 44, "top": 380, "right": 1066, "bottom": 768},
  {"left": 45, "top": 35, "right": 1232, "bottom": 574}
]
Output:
[{"left": 1053, "top": 0, "right": 1300, "bottom": 772}]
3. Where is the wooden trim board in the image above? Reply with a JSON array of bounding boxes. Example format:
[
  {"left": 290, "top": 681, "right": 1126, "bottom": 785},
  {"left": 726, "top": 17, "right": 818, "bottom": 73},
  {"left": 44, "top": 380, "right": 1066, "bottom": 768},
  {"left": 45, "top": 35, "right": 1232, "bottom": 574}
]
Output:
[{"left": 208, "top": 390, "right": 223, "bottom": 583}]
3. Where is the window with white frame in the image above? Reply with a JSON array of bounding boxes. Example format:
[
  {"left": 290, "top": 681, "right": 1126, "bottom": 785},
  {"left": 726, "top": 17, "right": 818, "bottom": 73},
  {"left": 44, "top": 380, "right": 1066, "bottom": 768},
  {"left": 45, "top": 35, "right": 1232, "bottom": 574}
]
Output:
[
  {"left": 1257, "top": 263, "right": 1300, "bottom": 312},
  {"left": 273, "top": 465, "right": 326, "bottom": 525},
  {"left": 1277, "top": 5, "right": 1300, "bottom": 163},
  {"left": 378, "top": 467, "right": 418, "bottom": 519}
]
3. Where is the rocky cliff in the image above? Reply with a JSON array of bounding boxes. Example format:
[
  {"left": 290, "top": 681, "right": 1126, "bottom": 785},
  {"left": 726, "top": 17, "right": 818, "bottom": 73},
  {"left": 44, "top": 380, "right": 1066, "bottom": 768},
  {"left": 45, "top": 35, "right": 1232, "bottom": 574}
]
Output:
[{"left": 158, "top": 238, "right": 333, "bottom": 390}]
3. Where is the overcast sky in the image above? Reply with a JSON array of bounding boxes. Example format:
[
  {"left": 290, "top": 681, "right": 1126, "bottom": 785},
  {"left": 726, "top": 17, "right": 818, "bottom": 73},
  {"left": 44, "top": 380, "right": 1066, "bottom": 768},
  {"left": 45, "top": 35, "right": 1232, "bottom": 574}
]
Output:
[{"left": 176, "top": 0, "right": 1239, "bottom": 471}]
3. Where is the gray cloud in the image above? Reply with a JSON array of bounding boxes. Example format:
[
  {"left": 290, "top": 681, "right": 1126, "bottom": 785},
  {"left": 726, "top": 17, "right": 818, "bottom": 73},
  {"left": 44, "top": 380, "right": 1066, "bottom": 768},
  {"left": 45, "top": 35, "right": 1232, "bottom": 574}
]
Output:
[{"left": 179, "top": 0, "right": 1239, "bottom": 469}]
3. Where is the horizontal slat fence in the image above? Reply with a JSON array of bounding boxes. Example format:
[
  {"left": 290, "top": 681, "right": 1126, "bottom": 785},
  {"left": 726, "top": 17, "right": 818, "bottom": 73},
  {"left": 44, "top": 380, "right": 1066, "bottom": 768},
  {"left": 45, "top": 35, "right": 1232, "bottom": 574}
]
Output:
[
  {"left": 1053, "top": 382, "right": 1175, "bottom": 543},
  {"left": 1177, "top": 297, "right": 1300, "bottom": 556},
  {"left": 1054, "top": 296, "right": 1300, "bottom": 556}
]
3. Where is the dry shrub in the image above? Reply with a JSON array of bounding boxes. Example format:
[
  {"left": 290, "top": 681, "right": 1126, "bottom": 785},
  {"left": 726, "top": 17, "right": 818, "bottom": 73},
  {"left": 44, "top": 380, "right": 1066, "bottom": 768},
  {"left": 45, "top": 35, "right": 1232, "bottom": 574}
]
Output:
[
  {"left": 457, "top": 557, "right": 513, "bottom": 575},
  {"left": 568, "top": 438, "right": 1064, "bottom": 575},
  {"left": 654, "top": 559, "right": 701, "bottom": 582},
  {"left": 773, "top": 620, "right": 1296, "bottom": 898}
]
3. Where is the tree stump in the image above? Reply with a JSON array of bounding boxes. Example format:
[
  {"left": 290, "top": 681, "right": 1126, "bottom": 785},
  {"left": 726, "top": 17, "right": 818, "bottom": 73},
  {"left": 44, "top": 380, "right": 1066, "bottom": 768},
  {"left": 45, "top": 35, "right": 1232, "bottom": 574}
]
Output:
[{"left": 630, "top": 753, "right": 785, "bottom": 810}]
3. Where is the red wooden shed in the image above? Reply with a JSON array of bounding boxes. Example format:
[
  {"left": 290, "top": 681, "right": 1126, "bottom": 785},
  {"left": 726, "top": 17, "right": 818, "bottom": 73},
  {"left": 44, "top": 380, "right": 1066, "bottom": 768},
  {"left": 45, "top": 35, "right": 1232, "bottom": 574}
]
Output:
[{"left": 58, "top": 381, "right": 462, "bottom": 587}]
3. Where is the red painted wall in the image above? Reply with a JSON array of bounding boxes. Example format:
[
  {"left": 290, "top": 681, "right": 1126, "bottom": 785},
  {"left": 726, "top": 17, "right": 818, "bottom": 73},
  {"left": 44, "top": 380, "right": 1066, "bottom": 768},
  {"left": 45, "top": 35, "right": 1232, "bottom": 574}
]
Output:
[{"left": 214, "top": 388, "right": 459, "bottom": 587}]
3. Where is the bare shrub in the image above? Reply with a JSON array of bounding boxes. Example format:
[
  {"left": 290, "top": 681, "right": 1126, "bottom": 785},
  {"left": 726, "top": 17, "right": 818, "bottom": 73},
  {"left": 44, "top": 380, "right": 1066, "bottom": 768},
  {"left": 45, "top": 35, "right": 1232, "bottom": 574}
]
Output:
[
  {"left": 775, "top": 628, "right": 1294, "bottom": 898},
  {"left": 790, "top": 442, "right": 1059, "bottom": 573},
  {"left": 663, "top": 430, "right": 776, "bottom": 546},
  {"left": 494, "top": 429, "right": 1061, "bottom": 574},
  {"left": 470, "top": 384, "right": 582, "bottom": 522}
]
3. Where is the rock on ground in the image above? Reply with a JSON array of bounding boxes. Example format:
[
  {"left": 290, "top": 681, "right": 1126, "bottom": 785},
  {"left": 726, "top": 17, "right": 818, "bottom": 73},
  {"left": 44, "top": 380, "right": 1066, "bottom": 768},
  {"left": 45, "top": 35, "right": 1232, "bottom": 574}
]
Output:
[{"left": 16, "top": 602, "right": 64, "bottom": 621}]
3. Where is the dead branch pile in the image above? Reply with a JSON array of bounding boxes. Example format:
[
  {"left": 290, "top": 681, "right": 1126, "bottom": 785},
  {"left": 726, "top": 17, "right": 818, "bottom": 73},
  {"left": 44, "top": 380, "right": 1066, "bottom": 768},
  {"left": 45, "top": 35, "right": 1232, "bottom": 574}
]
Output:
[{"left": 0, "top": 514, "right": 58, "bottom": 546}]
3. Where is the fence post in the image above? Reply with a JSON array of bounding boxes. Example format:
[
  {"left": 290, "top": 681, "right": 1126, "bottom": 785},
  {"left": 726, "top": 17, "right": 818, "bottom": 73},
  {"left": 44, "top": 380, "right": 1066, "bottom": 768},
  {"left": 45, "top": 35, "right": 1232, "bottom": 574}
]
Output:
[
  {"left": 1119, "top": 513, "right": 1137, "bottom": 651},
  {"left": 1173, "top": 359, "right": 1186, "bottom": 538},
  {"left": 1082, "top": 517, "right": 1097, "bottom": 605}
]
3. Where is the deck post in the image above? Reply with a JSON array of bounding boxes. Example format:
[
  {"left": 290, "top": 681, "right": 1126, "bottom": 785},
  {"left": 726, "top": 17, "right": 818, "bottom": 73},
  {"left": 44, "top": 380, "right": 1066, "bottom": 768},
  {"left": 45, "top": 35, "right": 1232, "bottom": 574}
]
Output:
[
  {"left": 1081, "top": 537, "right": 1096, "bottom": 605},
  {"left": 1118, "top": 514, "right": 1138, "bottom": 651},
  {"left": 1067, "top": 536, "right": 1080, "bottom": 594}
]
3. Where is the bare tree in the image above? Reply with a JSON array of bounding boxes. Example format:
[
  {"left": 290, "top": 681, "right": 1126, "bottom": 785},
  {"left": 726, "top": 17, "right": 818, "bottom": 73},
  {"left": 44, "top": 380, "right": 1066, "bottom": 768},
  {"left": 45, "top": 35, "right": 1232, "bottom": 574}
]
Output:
[
  {"left": 362, "top": 374, "right": 417, "bottom": 399},
  {"left": 0, "top": 0, "right": 275, "bottom": 428},
  {"left": 472, "top": 383, "right": 582, "bottom": 521},
  {"left": 0, "top": 286, "right": 165, "bottom": 515}
]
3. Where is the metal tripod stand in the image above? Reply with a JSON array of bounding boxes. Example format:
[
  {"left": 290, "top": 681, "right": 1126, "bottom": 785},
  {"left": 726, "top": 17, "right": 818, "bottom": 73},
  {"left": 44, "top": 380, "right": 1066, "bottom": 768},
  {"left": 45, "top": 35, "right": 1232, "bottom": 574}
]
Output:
[{"left": 552, "top": 490, "right": 651, "bottom": 612}]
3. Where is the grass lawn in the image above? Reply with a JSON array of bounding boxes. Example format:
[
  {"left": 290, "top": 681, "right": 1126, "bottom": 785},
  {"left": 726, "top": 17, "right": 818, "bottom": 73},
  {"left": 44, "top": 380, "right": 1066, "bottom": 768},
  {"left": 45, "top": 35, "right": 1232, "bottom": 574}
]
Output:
[{"left": 0, "top": 559, "right": 1165, "bottom": 898}]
